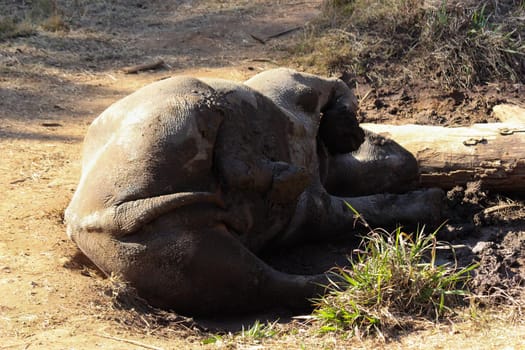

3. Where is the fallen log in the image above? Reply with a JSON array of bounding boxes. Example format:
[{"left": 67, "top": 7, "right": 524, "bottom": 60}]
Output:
[{"left": 362, "top": 116, "right": 525, "bottom": 193}]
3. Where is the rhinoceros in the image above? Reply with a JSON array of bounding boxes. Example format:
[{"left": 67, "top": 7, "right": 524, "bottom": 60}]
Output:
[{"left": 65, "top": 68, "right": 442, "bottom": 316}]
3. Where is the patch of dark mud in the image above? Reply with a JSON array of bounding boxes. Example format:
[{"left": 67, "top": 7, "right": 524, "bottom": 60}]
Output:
[
  {"left": 348, "top": 76, "right": 524, "bottom": 126},
  {"left": 441, "top": 181, "right": 489, "bottom": 237},
  {"left": 262, "top": 235, "right": 362, "bottom": 275},
  {"left": 437, "top": 183, "right": 525, "bottom": 304},
  {"left": 462, "top": 228, "right": 525, "bottom": 304},
  {"left": 441, "top": 182, "right": 525, "bottom": 238}
]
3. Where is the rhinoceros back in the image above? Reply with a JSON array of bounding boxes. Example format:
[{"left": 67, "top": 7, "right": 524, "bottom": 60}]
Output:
[{"left": 66, "top": 77, "right": 224, "bottom": 236}]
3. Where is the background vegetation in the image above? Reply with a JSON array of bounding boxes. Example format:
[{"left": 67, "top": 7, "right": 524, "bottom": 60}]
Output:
[{"left": 294, "top": 0, "right": 524, "bottom": 88}]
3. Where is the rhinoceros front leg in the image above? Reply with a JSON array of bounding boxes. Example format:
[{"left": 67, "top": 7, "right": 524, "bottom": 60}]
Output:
[{"left": 280, "top": 185, "right": 444, "bottom": 245}]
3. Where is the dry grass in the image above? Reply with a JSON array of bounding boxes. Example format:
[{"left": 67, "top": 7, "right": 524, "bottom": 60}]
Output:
[
  {"left": 0, "top": 17, "right": 34, "bottom": 40},
  {"left": 0, "top": 0, "right": 67, "bottom": 40},
  {"left": 291, "top": 0, "right": 525, "bottom": 88},
  {"left": 92, "top": 273, "right": 198, "bottom": 334}
]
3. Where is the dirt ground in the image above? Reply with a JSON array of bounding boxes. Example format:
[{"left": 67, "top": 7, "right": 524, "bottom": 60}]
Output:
[{"left": 1, "top": 1, "right": 524, "bottom": 349}]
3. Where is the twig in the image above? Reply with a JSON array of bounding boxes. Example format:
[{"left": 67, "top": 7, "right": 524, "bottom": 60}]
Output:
[
  {"left": 359, "top": 88, "right": 374, "bottom": 105},
  {"left": 10, "top": 178, "right": 28, "bottom": 185},
  {"left": 140, "top": 314, "right": 150, "bottom": 328},
  {"left": 267, "top": 26, "right": 302, "bottom": 40},
  {"left": 482, "top": 203, "right": 521, "bottom": 215},
  {"left": 250, "top": 34, "right": 266, "bottom": 44},
  {"left": 250, "top": 26, "right": 302, "bottom": 44},
  {"left": 41, "top": 122, "right": 63, "bottom": 127},
  {"left": 121, "top": 59, "right": 166, "bottom": 74},
  {"left": 245, "top": 58, "right": 280, "bottom": 65},
  {"left": 105, "top": 73, "right": 117, "bottom": 81},
  {"left": 97, "top": 334, "right": 164, "bottom": 350}
]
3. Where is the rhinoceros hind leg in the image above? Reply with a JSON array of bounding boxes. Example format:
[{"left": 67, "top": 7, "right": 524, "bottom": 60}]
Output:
[{"left": 73, "top": 218, "right": 328, "bottom": 316}]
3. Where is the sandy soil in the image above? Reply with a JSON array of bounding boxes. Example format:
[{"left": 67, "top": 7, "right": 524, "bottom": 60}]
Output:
[{"left": 1, "top": 1, "right": 524, "bottom": 349}]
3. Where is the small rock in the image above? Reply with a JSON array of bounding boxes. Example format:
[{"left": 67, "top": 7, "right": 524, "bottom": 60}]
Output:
[{"left": 472, "top": 241, "right": 492, "bottom": 254}]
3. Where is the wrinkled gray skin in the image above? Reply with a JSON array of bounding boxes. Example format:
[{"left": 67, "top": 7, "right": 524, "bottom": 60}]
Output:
[{"left": 65, "top": 68, "right": 442, "bottom": 316}]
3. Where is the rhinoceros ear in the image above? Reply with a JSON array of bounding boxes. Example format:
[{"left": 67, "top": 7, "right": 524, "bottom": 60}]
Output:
[{"left": 319, "top": 102, "right": 365, "bottom": 155}]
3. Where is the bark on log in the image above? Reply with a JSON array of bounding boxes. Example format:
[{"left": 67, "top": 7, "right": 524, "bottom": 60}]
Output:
[{"left": 362, "top": 121, "right": 525, "bottom": 193}]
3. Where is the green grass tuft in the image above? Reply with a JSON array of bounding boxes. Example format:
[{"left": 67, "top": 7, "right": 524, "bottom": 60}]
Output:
[
  {"left": 240, "top": 320, "right": 279, "bottom": 340},
  {"left": 313, "top": 215, "right": 477, "bottom": 337},
  {"left": 201, "top": 320, "right": 279, "bottom": 346}
]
